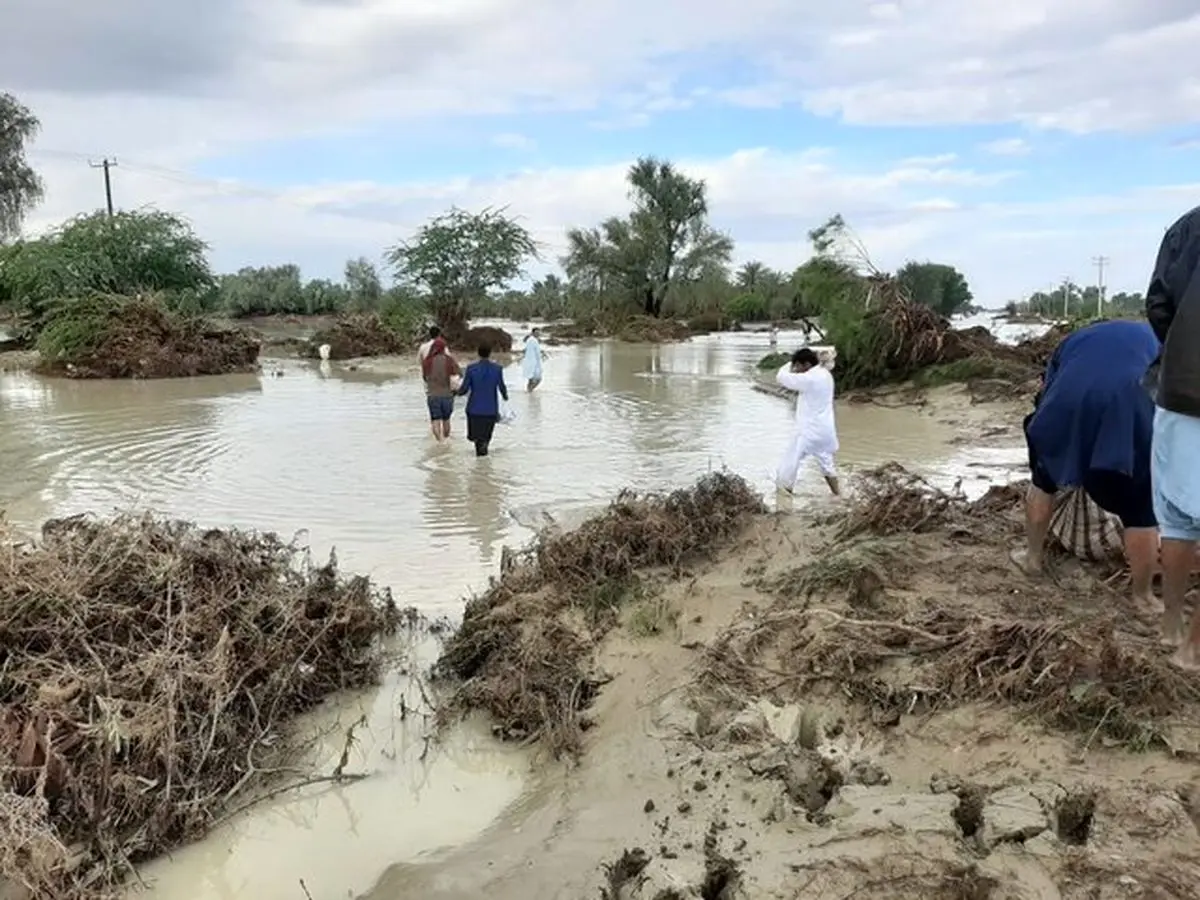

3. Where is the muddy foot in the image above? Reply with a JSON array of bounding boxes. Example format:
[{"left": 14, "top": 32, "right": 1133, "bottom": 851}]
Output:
[
  {"left": 1161, "top": 613, "right": 1184, "bottom": 648},
  {"left": 1133, "top": 593, "right": 1164, "bottom": 619},
  {"left": 1171, "top": 645, "right": 1200, "bottom": 670},
  {"left": 1008, "top": 547, "right": 1044, "bottom": 577}
]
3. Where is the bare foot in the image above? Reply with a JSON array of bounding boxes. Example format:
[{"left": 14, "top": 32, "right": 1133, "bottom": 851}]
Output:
[
  {"left": 1008, "top": 547, "right": 1044, "bottom": 577},
  {"left": 1162, "top": 611, "right": 1185, "bottom": 647},
  {"left": 1171, "top": 643, "right": 1200, "bottom": 670},
  {"left": 1132, "top": 593, "right": 1164, "bottom": 619}
]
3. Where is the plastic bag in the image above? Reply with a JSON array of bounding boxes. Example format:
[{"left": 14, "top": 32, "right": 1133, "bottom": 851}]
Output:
[{"left": 498, "top": 398, "right": 517, "bottom": 425}]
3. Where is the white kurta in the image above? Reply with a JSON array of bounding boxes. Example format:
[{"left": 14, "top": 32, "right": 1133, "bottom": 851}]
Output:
[{"left": 775, "top": 363, "right": 839, "bottom": 488}]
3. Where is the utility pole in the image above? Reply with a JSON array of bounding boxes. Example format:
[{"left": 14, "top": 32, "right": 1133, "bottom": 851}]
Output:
[
  {"left": 1092, "top": 255, "right": 1108, "bottom": 317},
  {"left": 1061, "top": 276, "right": 1072, "bottom": 318},
  {"left": 88, "top": 158, "right": 117, "bottom": 216}
]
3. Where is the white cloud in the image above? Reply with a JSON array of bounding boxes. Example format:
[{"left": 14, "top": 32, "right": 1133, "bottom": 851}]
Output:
[
  {"left": 20, "top": 144, "right": 1178, "bottom": 307},
  {"left": 491, "top": 132, "right": 536, "bottom": 151},
  {"left": 979, "top": 138, "right": 1032, "bottom": 156},
  {"left": 5, "top": 0, "right": 1198, "bottom": 308}
]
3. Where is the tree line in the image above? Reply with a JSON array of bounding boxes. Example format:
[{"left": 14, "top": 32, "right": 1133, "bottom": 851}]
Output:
[
  {"left": 2, "top": 90, "right": 984, "bottom": 340},
  {"left": 1004, "top": 283, "right": 1144, "bottom": 320}
]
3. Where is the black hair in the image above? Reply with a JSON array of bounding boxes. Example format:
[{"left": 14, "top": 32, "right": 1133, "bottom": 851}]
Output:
[
  {"left": 478, "top": 343, "right": 492, "bottom": 358},
  {"left": 792, "top": 348, "right": 820, "bottom": 368},
  {"left": 429, "top": 325, "right": 441, "bottom": 339}
]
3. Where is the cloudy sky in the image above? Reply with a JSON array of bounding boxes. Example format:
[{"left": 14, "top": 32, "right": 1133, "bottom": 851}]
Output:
[{"left": 6, "top": 0, "right": 1200, "bottom": 306}]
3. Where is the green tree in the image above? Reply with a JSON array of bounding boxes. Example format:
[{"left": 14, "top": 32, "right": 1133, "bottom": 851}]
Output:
[
  {"left": 386, "top": 206, "right": 538, "bottom": 338},
  {"left": 344, "top": 256, "right": 383, "bottom": 310},
  {"left": 216, "top": 265, "right": 306, "bottom": 316},
  {"left": 562, "top": 156, "right": 733, "bottom": 318},
  {"left": 895, "top": 261, "right": 973, "bottom": 317},
  {"left": 0, "top": 209, "right": 213, "bottom": 332},
  {"left": 0, "top": 93, "right": 45, "bottom": 242}
]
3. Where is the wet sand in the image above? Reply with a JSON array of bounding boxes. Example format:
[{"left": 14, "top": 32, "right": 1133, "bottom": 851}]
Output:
[{"left": 371, "top": 487, "right": 1200, "bottom": 899}]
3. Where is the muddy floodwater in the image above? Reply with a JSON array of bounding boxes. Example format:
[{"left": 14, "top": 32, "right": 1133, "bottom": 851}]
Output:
[{"left": 0, "top": 325, "right": 1026, "bottom": 899}]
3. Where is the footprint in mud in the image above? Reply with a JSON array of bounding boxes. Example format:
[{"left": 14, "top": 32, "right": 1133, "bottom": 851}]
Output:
[{"left": 1054, "top": 790, "right": 1097, "bottom": 845}]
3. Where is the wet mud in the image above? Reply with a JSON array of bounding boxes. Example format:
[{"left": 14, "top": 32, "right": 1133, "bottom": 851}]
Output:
[{"left": 378, "top": 465, "right": 1200, "bottom": 900}]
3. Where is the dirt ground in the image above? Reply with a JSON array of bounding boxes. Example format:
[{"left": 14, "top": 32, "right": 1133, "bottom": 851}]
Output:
[{"left": 400, "top": 468, "right": 1200, "bottom": 900}]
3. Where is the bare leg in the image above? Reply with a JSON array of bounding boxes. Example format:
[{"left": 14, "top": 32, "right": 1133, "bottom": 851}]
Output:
[
  {"left": 1162, "top": 538, "right": 1194, "bottom": 648},
  {"left": 1015, "top": 484, "right": 1054, "bottom": 574},
  {"left": 430, "top": 420, "right": 442, "bottom": 441},
  {"left": 441, "top": 419, "right": 451, "bottom": 439},
  {"left": 1123, "top": 527, "right": 1159, "bottom": 615}
]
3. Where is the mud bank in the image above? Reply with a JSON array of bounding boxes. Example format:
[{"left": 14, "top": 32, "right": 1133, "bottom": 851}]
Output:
[{"left": 386, "top": 468, "right": 1200, "bottom": 900}]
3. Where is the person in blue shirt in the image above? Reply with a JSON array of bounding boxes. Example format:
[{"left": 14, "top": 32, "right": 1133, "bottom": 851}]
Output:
[
  {"left": 1016, "top": 320, "right": 1159, "bottom": 614},
  {"left": 456, "top": 343, "right": 509, "bottom": 457}
]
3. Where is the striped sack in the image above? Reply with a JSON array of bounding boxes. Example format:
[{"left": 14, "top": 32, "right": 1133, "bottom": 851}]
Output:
[{"left": 1048, "top": 487, "right": 1124, "bottom": 563}]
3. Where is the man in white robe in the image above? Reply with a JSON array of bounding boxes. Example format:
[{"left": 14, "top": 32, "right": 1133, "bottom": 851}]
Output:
[{"left": 775, "top": 347, "right": 840, "bottom": 495}]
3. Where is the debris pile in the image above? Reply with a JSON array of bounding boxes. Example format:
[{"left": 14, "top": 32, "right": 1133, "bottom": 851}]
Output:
[
  {"left": 0, "top": 514, "right": 399, "bottom": 898},
  {"left": 435, "top": 473, "right": 765, "bottom": 756}
]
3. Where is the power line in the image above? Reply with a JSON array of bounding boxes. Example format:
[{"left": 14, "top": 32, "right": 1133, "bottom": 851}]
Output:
[
  {"left": 88, "top": 157, "right": 118, "bottom": 216},
  {"left": 1092, "top": 255, "right": 1108, "bottom": 316}
]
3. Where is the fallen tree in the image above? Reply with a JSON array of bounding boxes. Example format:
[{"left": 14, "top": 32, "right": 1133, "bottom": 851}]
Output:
[
  {"left": 34, "top": 295, "right": 259, "bottom": 379},
  {"left": 0, "top": 514, "right": 399, "bottom": 898}
]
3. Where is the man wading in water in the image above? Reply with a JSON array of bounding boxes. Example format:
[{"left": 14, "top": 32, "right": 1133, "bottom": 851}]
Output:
[
  {"left": 775, "top": 347, "right": 839, "bottom": 496},
  {"left": 421, "top": 335, "right": 460, "bottom": 442},
  {"left": 457, "top": 343, "right": 509, "bottom": 457}
]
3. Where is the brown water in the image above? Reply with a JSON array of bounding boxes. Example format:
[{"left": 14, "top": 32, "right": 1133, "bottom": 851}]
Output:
[{"left": 0, "top": 326, "right": 1026, "bottom": 899}]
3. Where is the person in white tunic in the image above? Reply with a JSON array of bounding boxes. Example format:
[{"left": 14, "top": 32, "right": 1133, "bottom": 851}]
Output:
[
  {"left": 775, "top": 347, "right": 840, "bottom": 496},
  {"left": 522, "top": 328, "right": 544, "bottom": 392}
]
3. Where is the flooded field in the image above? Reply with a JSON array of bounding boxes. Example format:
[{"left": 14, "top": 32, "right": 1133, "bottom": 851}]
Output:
[{"left": 0, "top": 325, "right": 1030, "bottom": 900}]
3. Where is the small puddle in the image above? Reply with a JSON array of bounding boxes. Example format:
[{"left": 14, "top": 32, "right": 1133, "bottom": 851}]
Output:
[{"left": 131, "top": 638, "right": 530, "bottom": 900}]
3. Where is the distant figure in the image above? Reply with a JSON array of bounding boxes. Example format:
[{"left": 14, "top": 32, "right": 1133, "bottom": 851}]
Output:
[
  {"left": 768, "top": 325, "right": 778, "bottom": 348},
  {"left": 417, "top": 325, "right": 440, "bottom": 366},
  {"left": 775, "top": 347, "right": 839, "bottom": 496},
  {"left": 522, "top": 328, "right": 544, "bottom": 392},
  {"left": 457, "top": 343, "right": 509, "bottom": 457},
  {"left": 422, "top": 335, "right": 461, "bottom": 441},
  {"left": 1146, "top": 204, "right": 1200, "bottom": 664},
  {"left": 1016, "top": 320, "right": 1159, "bottom": 614}
]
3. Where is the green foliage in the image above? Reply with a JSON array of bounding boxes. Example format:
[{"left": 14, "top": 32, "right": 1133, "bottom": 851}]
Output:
[
  {"left": 0, "top": 93, "right": 45, "bottom": 241},
  {"left": 910, "top": 357, "right": 1018, "bottom": 388},
  {"left": 0, "top": 209, "right": 214, "bottom": 336},
  {"left": 34, "top": 296, "right": 118, "bottom": 361},
  {"left": 724, "top": 292, "right": 770, "bottom": 322},
  {"left": 562, "top": 156, "right": 733, "bottom": 318},
  {"left": 386, "top": 206, "right": 538, "bottom": 328},
  {"left": 1006, "top": 284, "right": 1143, "bottom": 320},
  {"left": 757, "top": 351, "right": 790, "bottom": 370},
  {"left": 378, "top": 289, "right": 428, "bottom": 341},
  {"left": 895, "top": 261, "right": 973, "bottom": 317}
]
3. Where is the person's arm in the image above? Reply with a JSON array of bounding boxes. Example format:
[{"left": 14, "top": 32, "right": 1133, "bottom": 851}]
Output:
[
  {"left": 776, "top": 363, "right": 810, "bottom": 393},
  {"left": 498, "top": 366, "right": 509, "bottom": 401},
  {"left": 456, "top": 365, "right": 472, "bottom": 396},
  {"left": 1146, "top": 217, "right": 1200, "bottom": 343}
]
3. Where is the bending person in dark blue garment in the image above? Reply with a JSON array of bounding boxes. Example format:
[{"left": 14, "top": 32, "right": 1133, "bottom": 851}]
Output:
[
  {"left": 456, "top": 343, "right": 509, "bottom": 457},
  {"left": 1017, "top": 320, "right": 1160, "bottom": 611}
]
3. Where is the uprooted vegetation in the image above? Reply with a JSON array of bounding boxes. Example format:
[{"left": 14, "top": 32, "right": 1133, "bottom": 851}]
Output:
[
  {"left": 33, "top": 295, "right": 261, "bottom": 379},
  {"left": 306, "top": 313, "right": 409, "bottom": 360},
  {"left": 434, "top": 473, "right": 766, "bottom": 756},
  {"left": 307, "top": 315, "right": 514, "bottom": 360},
  {"left": 705, "top": 463, "right": 1200, "bottom": 754},
  {"left": 0, "top": 514, "right": 400, "bottom": 899},
  {"left": 543, "top": 314, "right": 695, "bottom": 345}
]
